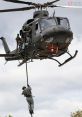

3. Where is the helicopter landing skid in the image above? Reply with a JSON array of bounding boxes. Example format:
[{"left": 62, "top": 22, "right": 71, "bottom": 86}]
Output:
[{"left": 48, "top": 50, "right": 78, "bottom": 67}]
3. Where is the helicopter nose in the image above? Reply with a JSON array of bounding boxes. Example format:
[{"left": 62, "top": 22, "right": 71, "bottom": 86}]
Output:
[{"left": 42, "top": 26, "right": 73, "bottom": 39}]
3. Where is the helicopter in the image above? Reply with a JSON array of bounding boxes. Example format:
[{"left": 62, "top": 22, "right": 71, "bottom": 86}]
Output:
[{"left": 0, "top": 0, "right": 78, "bottom": 67}]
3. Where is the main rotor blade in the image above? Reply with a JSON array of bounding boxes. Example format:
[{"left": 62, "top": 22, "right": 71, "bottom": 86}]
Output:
[
  {"left": 44, "top": 0, "right": 60, "bottom": 6},
  {"left": 3, "top": 0, "right": 60, "bottom": 8},
  {"left": 3, "top": 0, "right": 38, "bottom": 6},
  {"left": 0, "top": 6, "right": 35, "bottom": 13},
  {"left": 49, "top": 5, "right": 82, "bottom": 8},
  {"left": 59, "top": 5, "right": 82, "bottom": 8}
]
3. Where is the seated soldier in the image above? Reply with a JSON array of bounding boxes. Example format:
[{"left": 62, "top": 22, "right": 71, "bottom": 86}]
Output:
[{"left": 23, "top": 25, "right": 32, "bottom": 43}]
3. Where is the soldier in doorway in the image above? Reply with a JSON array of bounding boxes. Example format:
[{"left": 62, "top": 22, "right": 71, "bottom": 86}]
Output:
[{"left": 16, "top": 34, "right": 23, "bottom": 51}]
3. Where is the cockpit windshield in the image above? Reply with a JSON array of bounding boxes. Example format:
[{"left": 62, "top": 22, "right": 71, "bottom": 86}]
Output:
[
  {"left": 40, "top": 18, "right": 56, "bottom": 30},
  {"left": 57, "top": 17, "right": 70, "bottom": 29}
]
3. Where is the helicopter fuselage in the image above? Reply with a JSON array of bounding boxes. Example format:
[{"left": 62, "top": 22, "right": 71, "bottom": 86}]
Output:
[
  {"left": 0, "top": 10, "right": 77, "bottom": 66},
  {"left": 19, "top": 14, "right": 73, "bottom": 60}
]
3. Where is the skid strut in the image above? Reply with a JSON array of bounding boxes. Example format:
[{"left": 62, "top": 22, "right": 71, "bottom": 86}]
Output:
[{"left": 48, "top": 50, "right": 78, "bottom": 67}]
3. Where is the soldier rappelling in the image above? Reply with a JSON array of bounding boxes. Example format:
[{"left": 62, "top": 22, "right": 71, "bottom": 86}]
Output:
[{"left": 22, "top": 85, "right": 34, "bottom": 116}]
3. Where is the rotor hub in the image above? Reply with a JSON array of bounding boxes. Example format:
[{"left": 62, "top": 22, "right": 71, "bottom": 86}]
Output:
[{"left": 33, "top": 10, "right": 49, "bottom": 18}]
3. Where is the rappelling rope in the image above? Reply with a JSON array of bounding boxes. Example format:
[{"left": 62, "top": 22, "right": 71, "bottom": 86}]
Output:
[
  {"left": 26, "top": 61, "right": 29, "bottom": 86},
  {"left": 25, "top": 48, "right": 29, "bottom": 86},
  {"left": 24, "top": 38, "right": 29, "bottom": 86}
]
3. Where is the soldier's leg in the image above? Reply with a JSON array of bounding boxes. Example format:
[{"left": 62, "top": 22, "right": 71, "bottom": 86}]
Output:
[
  {"left": 26, "top": 97, "right": 34, "bottom": 114},
  {"left": 29, "top": 103, "right": 33, "bottom": 114}
]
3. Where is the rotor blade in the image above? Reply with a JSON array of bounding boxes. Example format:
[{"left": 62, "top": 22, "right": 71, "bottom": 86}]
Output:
[
  {"left": 59, "top": 5, "right": 82, "bottom": 8},
  {"left": 49, "top": 5, "right": 82, "bottom": 8},
  {"left": 44, "top": 0, "right": 60, "bottom": 6},
  {"left": 48, "top": 5, "right": 58, "bottom": 8},
  {"left": 3, "top": 0, "right": 60, "bottom": 8},
  {"left": 0, "top": 6, "right": 35, "bottom": 13},
  {"left": 3, "top": 0, "right": 38, "bottom": 6}
]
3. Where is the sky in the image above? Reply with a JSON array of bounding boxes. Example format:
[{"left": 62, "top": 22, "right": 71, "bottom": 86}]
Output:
[{"left": 0, "top": 0, "right": 82, "bottom": 117}]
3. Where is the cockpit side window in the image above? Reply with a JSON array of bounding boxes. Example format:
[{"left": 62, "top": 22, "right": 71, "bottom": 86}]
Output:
[
  {"left": 35, "top": 23, "right": 38, "bottom": 30},
  {"left": 23, "top": 19, "right": 34, "bottom": 31},
  {"left": 35, "top": 22, "right": 41, "bottom": 34},
  {"left": 57, "top": 18, "right": 61, "bottom": 25},
  {"left": 26, "top": 19, "right": 34, "bottom": 24}
]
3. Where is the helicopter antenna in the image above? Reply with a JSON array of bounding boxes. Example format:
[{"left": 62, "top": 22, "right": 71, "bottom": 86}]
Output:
[{"left": 53, "top": 10, "right": 55, "bottom": 17}]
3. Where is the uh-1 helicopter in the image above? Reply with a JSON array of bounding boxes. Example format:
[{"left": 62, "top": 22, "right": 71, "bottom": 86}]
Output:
[{"left": 0, "top": 0, "right": 78, "bottom": 67}]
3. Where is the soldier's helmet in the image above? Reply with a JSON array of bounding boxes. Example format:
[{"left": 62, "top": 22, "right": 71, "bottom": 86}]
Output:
[{"left": 22, "top": 86, "right": 26, "bottom": 90}]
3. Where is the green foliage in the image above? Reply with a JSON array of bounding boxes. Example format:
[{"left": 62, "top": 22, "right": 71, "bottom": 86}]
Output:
[
  {"left": 8, "top": 115, "right": 13, "bottom": 117},
  {"left": 71, "top": 110, "right": 82, "bottom": 117},
  {"left": 0, "top": 114, "right": 13, "bottom": 117}
]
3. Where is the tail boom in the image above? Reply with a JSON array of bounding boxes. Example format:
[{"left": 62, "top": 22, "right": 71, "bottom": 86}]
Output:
[{"left": 0, "top": 37, "right": 10, "bottom": 53}]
